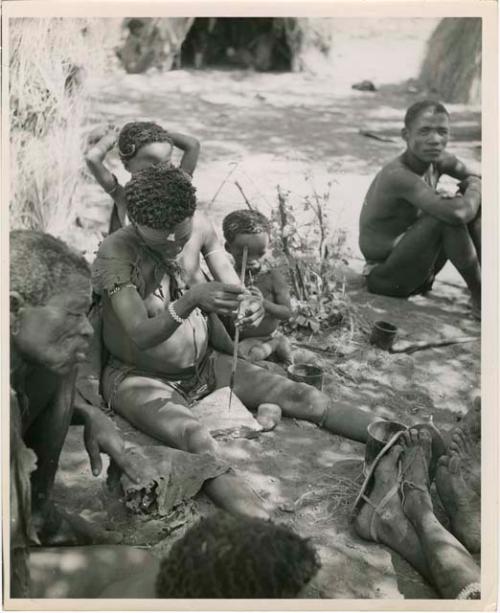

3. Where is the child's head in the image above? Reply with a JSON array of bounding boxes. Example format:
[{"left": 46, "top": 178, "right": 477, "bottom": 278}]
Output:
[
  {"left": 155, "top": 511, "right": 320, "bottom": 598},
  {"left": 125, "top": 163, "right": 196, "bottom": 257},
  {"left": 118, "top": 121, "right": 174, "bottom": 173},
  {"left": 222, "top": 209, "right": 271, "bottom": 274}
]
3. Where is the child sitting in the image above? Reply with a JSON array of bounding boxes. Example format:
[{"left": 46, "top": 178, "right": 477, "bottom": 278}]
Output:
[{"left": 222, "top": 209, "right": 293, "bottom": 366}]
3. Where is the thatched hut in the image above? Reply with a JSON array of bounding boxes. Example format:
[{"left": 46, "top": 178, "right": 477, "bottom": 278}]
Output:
[
  {"left": 418, "top": 18, "right": 481, "bottom": 104},
  {"left": 116, "top": 17, "right": 333, "bottom": 74}
]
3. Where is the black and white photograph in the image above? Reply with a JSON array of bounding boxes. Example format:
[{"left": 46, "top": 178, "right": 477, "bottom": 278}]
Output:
[{"left": 3, "top": 1, "right": 498, "bottom": 607}]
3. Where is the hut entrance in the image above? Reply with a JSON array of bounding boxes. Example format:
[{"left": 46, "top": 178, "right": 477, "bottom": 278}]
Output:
[{"left": 179, "top": 18, "right": 293, "bottom": 71}]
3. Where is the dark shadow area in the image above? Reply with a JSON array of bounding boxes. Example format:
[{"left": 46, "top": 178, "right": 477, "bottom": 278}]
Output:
[{"left": 180, "top": 18, "right": 293, "bottom": 72}]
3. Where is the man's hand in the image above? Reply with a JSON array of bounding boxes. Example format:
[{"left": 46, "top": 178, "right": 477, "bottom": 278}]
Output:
[
  {"left": 457, "top": 176, "right": 481, "bottom": 195},
  {"left": 189, "top": 282, "right": 244, "bottom": 316},
  {"left": 82, "top": 409, "right": 140, "bottom": 483}
]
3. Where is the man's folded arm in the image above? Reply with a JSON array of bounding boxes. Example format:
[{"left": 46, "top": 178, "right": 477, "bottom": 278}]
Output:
[{"left": 391, "top": 169, "right": 481, "bottom": 225}]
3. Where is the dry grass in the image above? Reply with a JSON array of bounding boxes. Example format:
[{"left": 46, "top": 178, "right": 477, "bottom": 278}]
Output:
[{"left": 9, "top": 18, "right": 121, "bottom": 241}]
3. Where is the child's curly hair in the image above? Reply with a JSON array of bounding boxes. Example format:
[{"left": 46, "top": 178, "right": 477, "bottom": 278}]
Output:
[
  {"left": 222, "top": 209, "right": 271, "bottom": 244},
  {"left": 10, "top": 230, "right": 90, "bottom": 307},
  {"left": 118, "top": 121, "right": 173, "bottom": 162},
  {"left": 125, "top": 163, "right": 197, "bottom": 229},
  {"left": 155, "top": 511, "right": 320, "bottom": 598}
]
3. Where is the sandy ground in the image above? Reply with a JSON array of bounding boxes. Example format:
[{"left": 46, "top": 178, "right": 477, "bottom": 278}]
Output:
[{"left": 54, "top": 25, "right": 481, "bottom": 600}]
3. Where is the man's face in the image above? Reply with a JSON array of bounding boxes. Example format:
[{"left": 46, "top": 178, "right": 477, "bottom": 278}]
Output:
[
  {"left": 127, "top": 142, "right": 174, "bottom": 174},
  {"left": 136, "top": 217, "right": 193, "bottom": 260},
  {"left": 226, "top": 232, "right": 269, "bottom": 275},
  {"left": 12, "top": 274, "right": 93, "bottom": 376},
  {"left": 403, "top": 110, "right": 450, "bottom": 163}
]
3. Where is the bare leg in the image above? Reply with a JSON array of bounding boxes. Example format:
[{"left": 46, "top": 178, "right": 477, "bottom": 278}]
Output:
[
  {"left": 468, "top": 208, "right": 481, "bottom": 265},
  {"left": 216, "top": 354, "right": 375, "bottom": 442},
  {"left": 273, "top": 334, "right": 293, "bottom": 366},
  {"left": 367, "top": 215, "right": 443, "bottom": 297},
  {"left": 110, "top": 375, "right": 268, "bottom": 519},
  {"left": 239, "top": 337, "right": 274, "bottom": 362},
  {"left": 435, "top": 427, "right": 481, "bottom": 553},
  {"left": 442, "top": 224, "right": 481, "bottom": 317},
  {"left": 367, "top": 215, "right": 481, "bottom": 316},
  {"left": 401, "top": 429, "right": 480, "bottom": 598}
]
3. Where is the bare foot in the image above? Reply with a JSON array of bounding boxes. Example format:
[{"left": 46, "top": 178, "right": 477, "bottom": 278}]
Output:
[
  {"left": 458, "top": 396, "right": 481, "bottom": 445},
  {"left": 204, "top": 471, "right": 270, "bottom": 520},
  {"left": 353, "top": 442, "right": 430, "bottom": 579},
  {"left": 435, "top": 427, "right": 481, "bottom": 553},
  {"left": 399, "top": 429, "right": 434, "bottom": 525}
]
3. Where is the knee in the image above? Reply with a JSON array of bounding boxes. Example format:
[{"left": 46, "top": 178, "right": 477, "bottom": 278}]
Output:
[
  {"left": 248, "top": 345, "right": 268, "bottom": 361},
  {"left": 366, "top": 272, "right": 412, "bottom": 298},
  {"left": 182, "top": 420, "right": 214, "bottom": 454},
  {"left": 288, "top": 383, "right": 326, "bottom": 423}
]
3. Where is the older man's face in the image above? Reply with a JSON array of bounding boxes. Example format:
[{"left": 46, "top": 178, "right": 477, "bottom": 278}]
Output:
[{"left": 13, "top": 274, "right": 93, "bottom": 375}]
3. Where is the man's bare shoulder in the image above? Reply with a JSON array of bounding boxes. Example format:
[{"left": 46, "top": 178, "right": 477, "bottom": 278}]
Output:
[{"left": 378, "top": 156, "right": 419, "bottom": 189}]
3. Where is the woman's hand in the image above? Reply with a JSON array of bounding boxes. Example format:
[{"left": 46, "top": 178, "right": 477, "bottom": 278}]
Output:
[{"left": 188, "top": 282, "right": 244, "bottom": 316}]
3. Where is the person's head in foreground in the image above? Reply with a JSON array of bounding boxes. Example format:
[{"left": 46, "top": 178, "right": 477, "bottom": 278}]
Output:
[
  {"left": 118, "top": 121, "right": 174, "bottom": 173},
  {"left": 125, "top": 163, "right": 197, "bottom": 258},
  {"left": 155, "top": 512, "right": 320, "bottom": 598},
  {"left": 223, "top": 209, "right": 272, "bottom": 275},
  {"left": 402, "top": 99, "right": 450, "bottom": 164},
  {"left": 10, "top": 230, "right": 93, "bottom": 376}
]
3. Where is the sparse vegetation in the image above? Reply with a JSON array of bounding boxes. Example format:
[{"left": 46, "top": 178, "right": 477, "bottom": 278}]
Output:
[{"left": 268, "top": 174, "right": 368, "bottom": 344}]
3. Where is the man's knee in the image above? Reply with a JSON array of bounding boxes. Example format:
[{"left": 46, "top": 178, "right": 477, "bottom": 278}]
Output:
[{"left": 366, "top": 270, "right": 413, "bottom": 298}]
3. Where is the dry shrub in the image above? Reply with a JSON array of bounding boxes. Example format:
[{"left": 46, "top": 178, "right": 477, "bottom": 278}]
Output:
[{"left": 9, "top": 18, "right": 120, "bottom": 241}]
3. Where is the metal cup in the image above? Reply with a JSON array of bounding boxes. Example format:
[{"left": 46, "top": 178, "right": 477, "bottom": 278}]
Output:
[
  {"left": 364, "top": 420, "right": 407, "bottom": 475},
  {"left": 287, "top": 363, "right": 324, "bottom": 391},
  {"left": 370, "top": 320, "right": 398, "bottom": 351}
]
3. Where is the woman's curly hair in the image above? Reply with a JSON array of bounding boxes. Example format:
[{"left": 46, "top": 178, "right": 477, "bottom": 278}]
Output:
[
  {"left": 125, "top": 163, "right": 197, "bottom": 230},
  {"left": 155, "top": 511, "right": 321, "bottom": 598},
  {"left": 10, "top": 230, "right": 90, "bottom": 307},
  {"left": 222, "top": 209, "right": 271, "bottom": 244},
  {"left": 118, "top": 121, "right": 173, "bottom": 162}
]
